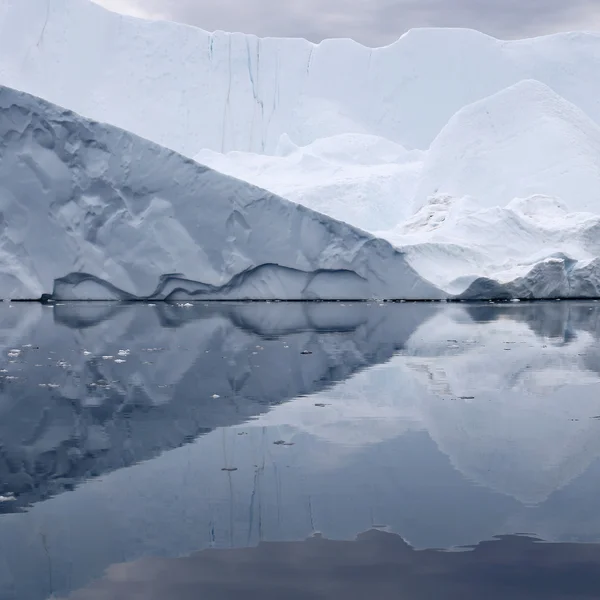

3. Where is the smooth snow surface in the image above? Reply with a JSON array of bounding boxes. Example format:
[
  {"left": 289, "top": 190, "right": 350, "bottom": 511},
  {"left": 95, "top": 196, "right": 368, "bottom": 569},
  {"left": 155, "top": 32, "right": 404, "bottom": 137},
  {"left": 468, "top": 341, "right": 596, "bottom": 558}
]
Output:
[
  {"left": 195, "top": 134, "right": 423, "bottom": 231},
  {"left": 413, "top": 80, "right": 600, "bottom": 214},
  {"left": 0, "top": 86, "right": 442, "bottom": 300}
]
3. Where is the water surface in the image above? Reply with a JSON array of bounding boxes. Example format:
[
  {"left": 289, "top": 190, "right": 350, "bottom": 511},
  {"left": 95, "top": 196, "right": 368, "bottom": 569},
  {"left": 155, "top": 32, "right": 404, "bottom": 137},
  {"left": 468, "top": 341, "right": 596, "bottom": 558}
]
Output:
[{"left": 0, "top": 301, "right": 600, "bottom": 599}]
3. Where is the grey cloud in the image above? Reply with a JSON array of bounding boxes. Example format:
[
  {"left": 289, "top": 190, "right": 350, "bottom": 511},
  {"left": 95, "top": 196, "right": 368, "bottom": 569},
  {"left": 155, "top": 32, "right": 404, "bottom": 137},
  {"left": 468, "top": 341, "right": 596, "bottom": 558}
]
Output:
[{"left": 102, "top": 0, "right": 600, "bottom": 45}]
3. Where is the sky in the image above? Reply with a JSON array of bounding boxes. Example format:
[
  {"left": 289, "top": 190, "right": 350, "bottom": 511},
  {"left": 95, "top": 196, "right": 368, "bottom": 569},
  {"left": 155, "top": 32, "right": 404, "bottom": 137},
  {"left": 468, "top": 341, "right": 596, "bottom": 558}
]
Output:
[{"left": 91, "top": 0, "right": 600, "bottom": 46}]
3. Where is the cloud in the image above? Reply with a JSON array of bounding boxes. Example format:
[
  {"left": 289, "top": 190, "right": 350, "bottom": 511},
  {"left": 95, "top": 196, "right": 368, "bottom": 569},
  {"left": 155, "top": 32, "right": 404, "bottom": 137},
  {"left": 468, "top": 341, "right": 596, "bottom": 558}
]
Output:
[{"left": 92, "top": 0, "right": 600, "bottom": 46}]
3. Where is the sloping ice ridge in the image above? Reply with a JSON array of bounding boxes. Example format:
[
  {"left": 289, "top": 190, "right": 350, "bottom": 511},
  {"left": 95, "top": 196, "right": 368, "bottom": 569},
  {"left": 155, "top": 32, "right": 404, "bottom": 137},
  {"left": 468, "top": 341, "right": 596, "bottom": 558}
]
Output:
[{"left": 0, "top": 85, "right": 443, "bottom": 300}]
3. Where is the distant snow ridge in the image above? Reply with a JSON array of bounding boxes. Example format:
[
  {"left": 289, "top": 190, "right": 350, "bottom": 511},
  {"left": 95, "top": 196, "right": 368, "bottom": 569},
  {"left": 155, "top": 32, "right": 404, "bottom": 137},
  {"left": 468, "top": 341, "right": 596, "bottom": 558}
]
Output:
[{"left": 0, "top": 85, "right": 443, "bottom": 301}]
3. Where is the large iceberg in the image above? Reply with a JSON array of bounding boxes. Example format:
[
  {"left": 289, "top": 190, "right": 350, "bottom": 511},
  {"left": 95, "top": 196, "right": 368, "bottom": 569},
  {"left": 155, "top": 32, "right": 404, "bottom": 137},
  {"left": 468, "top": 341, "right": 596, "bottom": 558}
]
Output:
[
  {"left": 0, "top": 85, "right": 442, "bottom": 300},
  {"left": 3, "top": 0, "right": 600, "bottom": 298}
]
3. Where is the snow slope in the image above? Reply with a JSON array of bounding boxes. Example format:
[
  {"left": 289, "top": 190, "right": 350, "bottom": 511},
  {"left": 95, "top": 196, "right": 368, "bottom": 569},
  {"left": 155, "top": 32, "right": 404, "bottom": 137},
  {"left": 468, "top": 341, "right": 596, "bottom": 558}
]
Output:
[
  {"left": 389, "top": 194, "right": 600, "bottom": 297},
  {"left": 413, "top": 80, "right": 600, "bottom": 213},
  {"left": 0, "top": 85, "right": 442, "bottom": 300},
  {"left": 4, "top": 0, "right": 600, "bottom": 156},
  {"left": 194, "top": 82, "right": 600, "bottom": 298},
  {"left": 195, "top": 134, "right": 423, "bottom": 231}
]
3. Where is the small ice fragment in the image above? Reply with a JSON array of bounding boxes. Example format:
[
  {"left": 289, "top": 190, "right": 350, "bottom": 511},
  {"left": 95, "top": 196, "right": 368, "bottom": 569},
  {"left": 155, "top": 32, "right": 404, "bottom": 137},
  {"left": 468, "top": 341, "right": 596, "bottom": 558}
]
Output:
[
  {"left": 212, "top": 394, "right": 220, "bottom": 399},
  {"left": 114, "top": 359, "right": 126, "bottom": 364}
]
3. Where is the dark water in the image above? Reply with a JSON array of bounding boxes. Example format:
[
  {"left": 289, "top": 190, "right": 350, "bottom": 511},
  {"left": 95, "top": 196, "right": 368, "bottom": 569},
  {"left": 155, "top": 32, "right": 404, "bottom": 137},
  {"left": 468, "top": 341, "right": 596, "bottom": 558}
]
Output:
[{"left": 1, "top": 301, "right": 600, "bottom": 599}]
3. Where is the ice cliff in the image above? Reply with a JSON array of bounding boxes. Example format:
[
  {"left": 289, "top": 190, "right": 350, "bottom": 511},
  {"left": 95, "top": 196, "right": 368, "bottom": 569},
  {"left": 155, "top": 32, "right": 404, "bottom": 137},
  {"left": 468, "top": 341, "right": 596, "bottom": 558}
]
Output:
[
  {"left": 0, "top": 85, "right": 441, "bottom": 300},
  {"left": 4, "top": 0, "right": 600, "bottom": 156}
]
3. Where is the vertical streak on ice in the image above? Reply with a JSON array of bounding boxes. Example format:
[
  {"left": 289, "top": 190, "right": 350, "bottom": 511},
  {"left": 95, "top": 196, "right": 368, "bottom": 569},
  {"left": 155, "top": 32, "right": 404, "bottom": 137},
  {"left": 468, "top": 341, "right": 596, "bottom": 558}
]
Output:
[
  {"left": 221, "top": 35, "right": 232, "bottom": 153},
  {"left": 257, "top": 38, "right": 265, "bottom": 153},
  {"left": 245, "top": 36, "right": 264, "bottom": 152}
]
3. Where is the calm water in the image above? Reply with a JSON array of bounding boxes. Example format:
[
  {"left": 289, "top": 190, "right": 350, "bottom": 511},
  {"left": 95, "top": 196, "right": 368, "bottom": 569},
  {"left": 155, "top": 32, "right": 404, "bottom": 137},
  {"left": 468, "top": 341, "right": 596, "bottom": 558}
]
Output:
[{"left": 1, "top": 301, "right": 600, "bottom": 599}]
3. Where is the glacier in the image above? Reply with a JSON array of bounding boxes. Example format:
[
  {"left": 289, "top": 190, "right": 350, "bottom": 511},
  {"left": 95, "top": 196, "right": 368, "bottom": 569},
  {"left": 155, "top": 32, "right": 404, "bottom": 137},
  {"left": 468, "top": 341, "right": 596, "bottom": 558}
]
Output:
[{"left": 3, "top": 0, "right": 600, "bottom": 298}]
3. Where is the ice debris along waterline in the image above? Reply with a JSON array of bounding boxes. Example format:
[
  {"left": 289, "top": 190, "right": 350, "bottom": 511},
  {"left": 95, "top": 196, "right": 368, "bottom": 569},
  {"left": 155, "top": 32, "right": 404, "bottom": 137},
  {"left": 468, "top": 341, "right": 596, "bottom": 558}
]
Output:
[{"left": 3, "top": 0, "right": 600, "bottom": 298}]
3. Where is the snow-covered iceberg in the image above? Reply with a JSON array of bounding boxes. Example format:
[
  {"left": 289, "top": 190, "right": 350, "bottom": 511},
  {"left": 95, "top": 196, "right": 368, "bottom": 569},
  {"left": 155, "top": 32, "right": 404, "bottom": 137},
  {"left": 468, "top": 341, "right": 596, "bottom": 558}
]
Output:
[
  {"left": 0, "top": 85, "right": 442, "bottom": 300},
  {"left": 4, "top": 0, "right": 600, "bottom": 298}
]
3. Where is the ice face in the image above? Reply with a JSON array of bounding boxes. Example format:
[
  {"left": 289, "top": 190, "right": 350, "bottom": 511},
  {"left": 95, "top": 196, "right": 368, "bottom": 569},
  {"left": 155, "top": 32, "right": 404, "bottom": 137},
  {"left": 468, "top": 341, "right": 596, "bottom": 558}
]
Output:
[
  {"left": 0, "top": 85, "right": 443, "bottom": 300},
  {"left": 4, "top": 0, "right": 600, "bottom": 156}
]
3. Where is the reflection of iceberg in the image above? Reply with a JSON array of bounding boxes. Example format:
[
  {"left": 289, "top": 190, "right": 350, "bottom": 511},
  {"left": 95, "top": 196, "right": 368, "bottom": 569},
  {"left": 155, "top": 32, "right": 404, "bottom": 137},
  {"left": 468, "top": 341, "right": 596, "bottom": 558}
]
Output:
[
  {"left": 0, "top": 302, "right": 434, "bottom": 509},
  {"left": 403, "top": 303, "right": 600, "bottom": 504},
  {"left": 3, "top": 303, "right": 600, "bottom": 600},
  {"left": 253, "top": 302, "right": 600, "bottom": 504}
]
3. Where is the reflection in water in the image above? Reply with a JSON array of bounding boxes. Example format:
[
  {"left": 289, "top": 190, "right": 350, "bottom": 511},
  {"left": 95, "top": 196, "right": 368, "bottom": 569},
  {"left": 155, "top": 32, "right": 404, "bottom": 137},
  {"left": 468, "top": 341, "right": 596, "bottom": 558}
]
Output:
[
  {"left": 0, "top": 301, "right": 431, "bottom": 510},
  {"left": 0, "top": 301, "right": 599, "bottom": 599},
  {"left": 61, "top": 530, "right": 600, "bottom": 600}
]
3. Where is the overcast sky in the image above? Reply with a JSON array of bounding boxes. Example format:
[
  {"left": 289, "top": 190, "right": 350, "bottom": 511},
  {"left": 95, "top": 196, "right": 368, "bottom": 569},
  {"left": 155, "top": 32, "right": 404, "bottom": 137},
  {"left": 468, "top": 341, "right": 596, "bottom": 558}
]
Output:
[{"left": 92, "top": 0, "right": 600, "bottom": 46}]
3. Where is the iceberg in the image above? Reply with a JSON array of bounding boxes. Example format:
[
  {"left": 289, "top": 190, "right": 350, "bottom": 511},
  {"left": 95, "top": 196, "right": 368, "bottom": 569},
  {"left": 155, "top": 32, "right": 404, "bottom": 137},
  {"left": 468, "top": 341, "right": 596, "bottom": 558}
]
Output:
[
  {"left": 0, "top": 85, "right": 442, "bottom": 300},
  {"left": 3, "top": 0, "right": 600, "bottom": 298},
  {"left": 199, "top": 82, "right": 600, "bottom": 298}
]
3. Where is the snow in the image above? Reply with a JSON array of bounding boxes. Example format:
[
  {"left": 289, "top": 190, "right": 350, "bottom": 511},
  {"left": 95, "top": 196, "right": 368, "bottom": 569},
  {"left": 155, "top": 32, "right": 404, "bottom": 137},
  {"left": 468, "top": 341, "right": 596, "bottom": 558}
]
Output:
[
  {"left": 0, "top": 85, "right": 442, "bottom": 300},
  {"left": 412, "top": 80, "right": 600, "bottom": 214},
  {"left": 200, "top": 81, "right": 600, "bottom": 298},
  {"left": 195, "top": 134, "right": 423, "bottom": 231}
]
